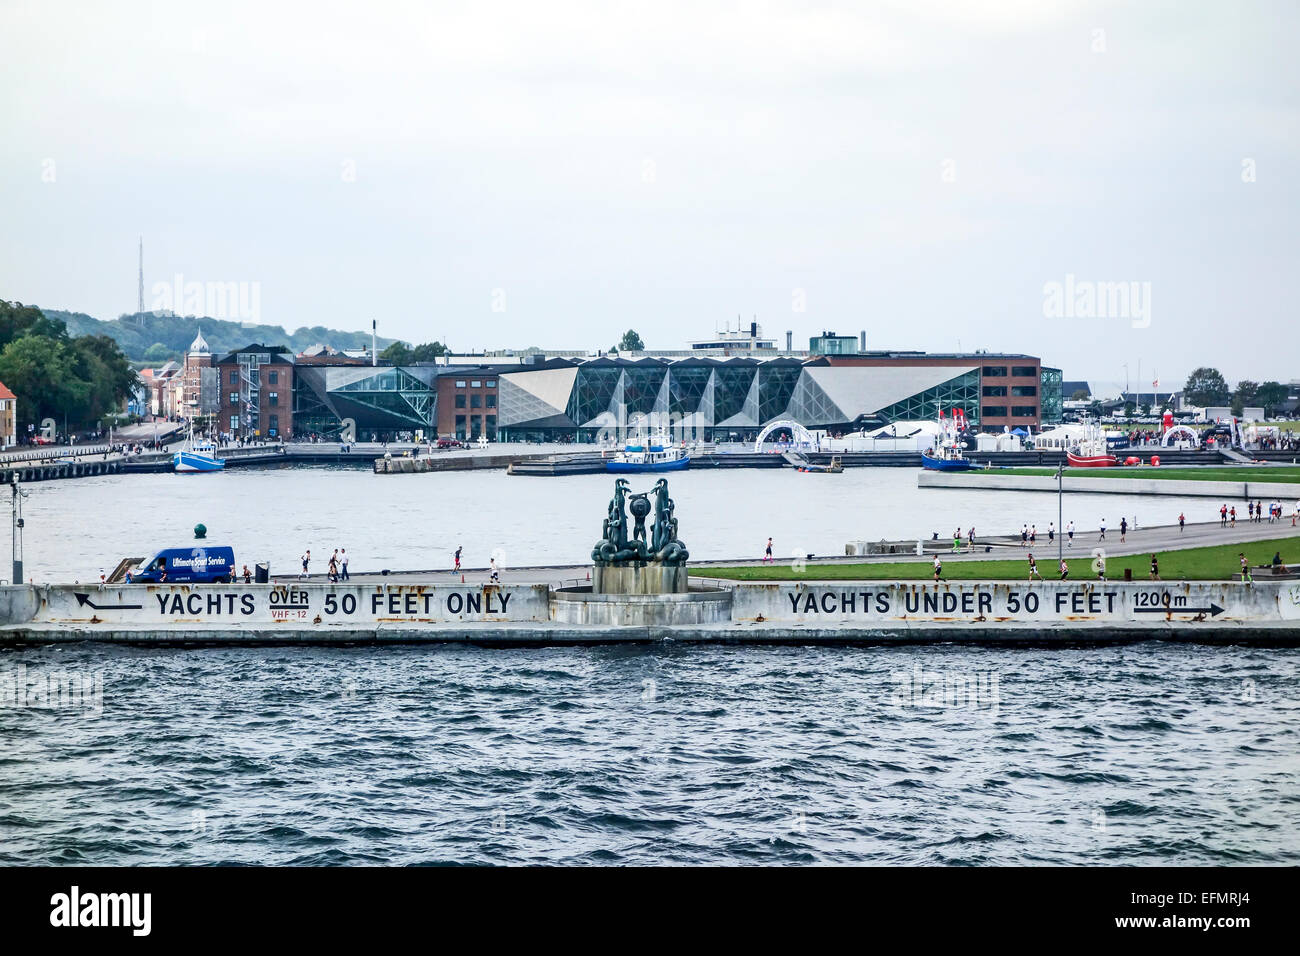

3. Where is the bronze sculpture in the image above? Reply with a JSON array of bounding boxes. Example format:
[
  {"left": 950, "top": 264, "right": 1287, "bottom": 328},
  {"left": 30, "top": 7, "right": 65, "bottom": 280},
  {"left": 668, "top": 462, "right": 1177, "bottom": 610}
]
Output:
[{"left": 592, "top": 477, "right": 689, "bottom": 566}]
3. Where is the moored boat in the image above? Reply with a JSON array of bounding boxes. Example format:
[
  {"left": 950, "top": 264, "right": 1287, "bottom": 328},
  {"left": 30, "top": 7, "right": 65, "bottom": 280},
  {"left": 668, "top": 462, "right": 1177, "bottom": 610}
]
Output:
[
  {"left": 173, "top": 430, "right": 224, "bottom": 473},
  {"left": 606, "top": 432, "right": 690, "bottom": 473},
  {"left": 921, "top": 406, "right": 974, "bottom": 471}
]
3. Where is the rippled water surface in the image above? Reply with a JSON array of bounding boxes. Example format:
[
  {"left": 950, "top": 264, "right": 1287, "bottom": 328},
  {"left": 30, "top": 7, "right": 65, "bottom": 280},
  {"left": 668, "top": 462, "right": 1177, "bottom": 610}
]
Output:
[{"left": 2, "top": 642, "right": 1297, "bottom": 865}]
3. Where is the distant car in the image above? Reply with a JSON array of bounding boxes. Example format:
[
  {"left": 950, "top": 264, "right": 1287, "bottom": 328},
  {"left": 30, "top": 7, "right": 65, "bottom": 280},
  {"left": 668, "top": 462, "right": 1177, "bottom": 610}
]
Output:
[{"left": 436, "top": 438, "right": 462, "bottom": 449}]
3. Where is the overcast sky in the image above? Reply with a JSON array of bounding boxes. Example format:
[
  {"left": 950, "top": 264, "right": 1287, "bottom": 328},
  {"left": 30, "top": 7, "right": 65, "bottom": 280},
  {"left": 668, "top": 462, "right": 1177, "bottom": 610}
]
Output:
[{"left": 1, "top": 0, "right": 1295, "bottom": 391}]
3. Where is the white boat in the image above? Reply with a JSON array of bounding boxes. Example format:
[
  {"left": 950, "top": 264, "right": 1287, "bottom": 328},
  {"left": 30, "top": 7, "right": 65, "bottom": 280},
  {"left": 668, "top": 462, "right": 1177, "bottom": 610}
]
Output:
[
  {"left": 606, "top": 431, "right": 690, "bottom": 473},
  {"left": 173, "top": 428, "right": 224, "bottom": 473}
]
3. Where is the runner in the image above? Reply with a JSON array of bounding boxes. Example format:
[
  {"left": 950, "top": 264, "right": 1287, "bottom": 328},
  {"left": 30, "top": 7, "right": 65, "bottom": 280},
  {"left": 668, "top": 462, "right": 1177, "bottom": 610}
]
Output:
[
  {"left": 1229, "top": 506, "right": 1236, "bottom": 527},
  {"left": 489, "top": 557, "right": 501, "bottom": 583},
  {"left": 1027, "top": 552, "right": 1043, "bottom": 581},
  {"left": 1119, "top": 517, "right": 1127, "bottom": 543},
  {"left": 1220, "top": 503, "right": 1228, "bottom": 527},
  {"left": 300, "top": 549, "right": 311, "bottom": 580},
  {"left": 1178, "top": 512, "right": 1185, "bottom": 533},
  {"left": 764, "top": 538, "right": 774, "bottom": 563},
  {"left": 1048, "top": 522, "right": 1055, "bottom": 543},
  {"left": 1030, "top": 525, "right": 1037, "bottom": 546},
  {"left": 952, "top": 528, "right": 961, "bottom": 553},
  {"left": 1098, "top": 518, "right": 1106, "bottom": 541},
  {"left": 932, "top": 555, "right": 942, "bottom": 582},
  {"left": 454, "top": 546, "right": 462, "bottom": 573},
  {"left": 1149, "top": 554, "right": 1160, "bottom": 581},
  {"left": 1239, "top": 552, "right": 1252, "bottom": 583},
  {"left": 1067, "top": 520, "right": 1075, "bottom": 547},
  {"left": 242, "top": 564, "right": 252, "bottom": 583},
  {"left": 1058, "top": 558, "right": 1069, "bottom": 580},
  {"left": 1020, "top": 524, "right": 1028, "bottom": 548}
]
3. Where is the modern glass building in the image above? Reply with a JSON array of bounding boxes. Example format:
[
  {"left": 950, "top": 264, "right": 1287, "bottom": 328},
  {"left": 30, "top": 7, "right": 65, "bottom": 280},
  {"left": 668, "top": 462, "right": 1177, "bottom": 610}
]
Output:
[
  {"left": 496, "top": 356, "right": 1011, "bottom": 442},
  {"left": 293, "top": 365, "right": 440, "bottom": 438}
]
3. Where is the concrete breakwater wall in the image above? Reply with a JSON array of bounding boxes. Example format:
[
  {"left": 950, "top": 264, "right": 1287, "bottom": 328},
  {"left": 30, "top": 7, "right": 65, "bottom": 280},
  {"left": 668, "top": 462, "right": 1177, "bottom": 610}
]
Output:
[
  {"left": 729, "top": 579, "right": 1300, "bottom": 626},
  {"left": 919, "top": 470, "right": 1300, "bottom": 500},
  {"left": 0, "top": 580, "right": 1296, "bottom": 644}
]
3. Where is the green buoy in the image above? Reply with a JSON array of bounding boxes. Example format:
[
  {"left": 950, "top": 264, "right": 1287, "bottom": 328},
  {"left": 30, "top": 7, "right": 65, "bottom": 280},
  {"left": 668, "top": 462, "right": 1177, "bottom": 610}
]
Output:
[{"left": 194, "top": 523, "right": 207, "bottom": 539}]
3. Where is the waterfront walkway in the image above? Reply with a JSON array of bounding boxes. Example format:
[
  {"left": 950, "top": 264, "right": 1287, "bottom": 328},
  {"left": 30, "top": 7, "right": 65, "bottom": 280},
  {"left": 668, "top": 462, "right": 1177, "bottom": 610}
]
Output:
[{"left": 275, "top": 519, "right": 1300, "bottom": 588}]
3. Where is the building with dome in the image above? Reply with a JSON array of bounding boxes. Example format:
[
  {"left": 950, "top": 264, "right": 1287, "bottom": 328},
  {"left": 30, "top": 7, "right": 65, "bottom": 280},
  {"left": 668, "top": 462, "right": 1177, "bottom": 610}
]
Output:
[{"left": 180, "top": 328, "right": 218, "bottom": 422}]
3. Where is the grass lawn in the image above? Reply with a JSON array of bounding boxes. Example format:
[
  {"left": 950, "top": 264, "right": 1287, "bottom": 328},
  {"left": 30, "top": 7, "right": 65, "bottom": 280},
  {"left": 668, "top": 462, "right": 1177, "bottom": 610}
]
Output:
[
  {"left": 967, "top": 465, "right": 1300, "bottom": 484},
  {"left": 700, "top": 536, "right": 1300, "bottom": 582}
]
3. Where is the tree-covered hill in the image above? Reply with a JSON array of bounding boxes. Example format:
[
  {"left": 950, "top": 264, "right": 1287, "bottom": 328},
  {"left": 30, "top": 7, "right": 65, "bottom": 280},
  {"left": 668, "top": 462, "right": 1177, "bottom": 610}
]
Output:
[{"left": 40, "top": 308, "right": 398, "bottom": 362}]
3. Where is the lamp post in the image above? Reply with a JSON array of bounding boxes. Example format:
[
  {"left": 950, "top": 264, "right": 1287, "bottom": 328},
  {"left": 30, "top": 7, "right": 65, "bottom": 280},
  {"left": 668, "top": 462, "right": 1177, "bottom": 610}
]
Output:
[
  {"left": 1057, "top": 460, "right": 1064, "bottom": 564},
  {"left": 10, "top": 474, "right": 26, "bottom": 584}
]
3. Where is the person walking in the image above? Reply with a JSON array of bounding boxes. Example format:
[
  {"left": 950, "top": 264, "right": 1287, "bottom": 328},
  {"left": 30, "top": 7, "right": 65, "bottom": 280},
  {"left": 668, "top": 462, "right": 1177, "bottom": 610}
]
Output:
[
  {"left": 340, "top": 549, "right": 349, "bottom": 581},
  {"left": 454, "top": 546, "right": 462, "bottom": 573},
  {"left": 300, "top": 549, "right": 311, "bottom": 580},
  {"left": 932, "top": 555, "right": 942, "bottom": 582},
  {"left": 1178, "top": 512, "right": 1185, "bottom": 533},
  {"left": 1027, "top": 552, "right": 1043, "bottom": 581},
  {"left": 1149, "top": 554, "right": 1160, "bottom": 581},
  {"left": 764, "top": 538, "right": 773, "bottom": 564},
  {"left": 1120, "top": 517, "right": 1127, "bottom": 543}
]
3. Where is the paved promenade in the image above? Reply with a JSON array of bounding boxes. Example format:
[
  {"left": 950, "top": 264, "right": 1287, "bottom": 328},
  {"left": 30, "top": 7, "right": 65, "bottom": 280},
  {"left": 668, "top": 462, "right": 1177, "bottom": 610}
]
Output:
[{"left": 276, "top": 519, "right": 1300, "bottom": 588}]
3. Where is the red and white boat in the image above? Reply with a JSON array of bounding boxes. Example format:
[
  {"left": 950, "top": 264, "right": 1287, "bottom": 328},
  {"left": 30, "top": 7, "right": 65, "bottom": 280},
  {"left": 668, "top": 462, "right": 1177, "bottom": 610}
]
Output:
[{"left": 1067, "top": 425, "right": 1116, "bottom": 467}]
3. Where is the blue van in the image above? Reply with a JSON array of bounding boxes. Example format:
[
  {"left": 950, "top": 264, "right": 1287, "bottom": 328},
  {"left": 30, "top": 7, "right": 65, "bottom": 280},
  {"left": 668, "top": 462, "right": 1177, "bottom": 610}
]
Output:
[{"left": 131, "top": 546, "right": 236, "bottom": 583}]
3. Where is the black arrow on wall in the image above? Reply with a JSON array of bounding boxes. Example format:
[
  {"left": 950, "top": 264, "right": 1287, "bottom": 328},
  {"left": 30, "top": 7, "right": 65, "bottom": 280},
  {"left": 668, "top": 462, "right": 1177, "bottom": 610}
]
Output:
[
  {"left": 74, "top": 593, "right": 143, "bottom": 611},
  {"left": 1133, "top": 603, "right": 1225, "bottom": 617}
]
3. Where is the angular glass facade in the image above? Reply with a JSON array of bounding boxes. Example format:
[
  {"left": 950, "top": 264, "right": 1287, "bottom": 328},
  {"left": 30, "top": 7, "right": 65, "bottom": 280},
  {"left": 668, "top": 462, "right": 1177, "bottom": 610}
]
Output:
[
  {"left": 875, "top": 369, "right": 981, "bottom": 429},
  {"left": 1039, "top": 367, "right": 1063, "bottom": 425},
  {"left": 294, "top": 365, "right": 438, "bottom": 439},
  {"left": 497, "top": 359, "right": 1009, "bottom": 442}
]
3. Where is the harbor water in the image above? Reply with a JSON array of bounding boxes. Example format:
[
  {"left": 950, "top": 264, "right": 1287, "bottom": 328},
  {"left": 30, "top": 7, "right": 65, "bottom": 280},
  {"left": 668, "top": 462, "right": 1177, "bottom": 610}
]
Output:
[
  {"left": 3, "top": 464, "right": 1296, "bottom": 865},
  {"left": 16, "top": 464, "right": 1251, "bottom": 580},
  {"left": 1, "top": 642, "right": 1296, "bottom": 865}
]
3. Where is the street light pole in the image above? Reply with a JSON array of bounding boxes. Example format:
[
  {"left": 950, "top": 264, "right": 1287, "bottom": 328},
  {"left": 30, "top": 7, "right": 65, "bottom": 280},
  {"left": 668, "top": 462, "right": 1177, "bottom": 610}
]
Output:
[
  {"left": 10, "top": 475, "right": 25, "bottom": 584},
  {"left": 1057, "top": 460, "right": 1064, "bottom": 564}
]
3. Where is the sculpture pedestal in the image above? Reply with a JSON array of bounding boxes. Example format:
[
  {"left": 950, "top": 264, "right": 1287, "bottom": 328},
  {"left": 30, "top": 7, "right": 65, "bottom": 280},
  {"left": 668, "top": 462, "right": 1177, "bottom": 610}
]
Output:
[{"left": 592, "top": 562, "right": 689, "bottom": 595}]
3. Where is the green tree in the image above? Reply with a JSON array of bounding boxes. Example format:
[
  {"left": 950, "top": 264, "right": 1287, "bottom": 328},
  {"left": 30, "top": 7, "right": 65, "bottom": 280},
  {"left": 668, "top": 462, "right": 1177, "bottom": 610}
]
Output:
[
  {"left": 1183, "top": 367, "right": 1231, "bottom": 408},
  {"left": 73, "top": 335, "right": 140, "bottom": 421},
  {"left": 1070, "top": 388, "right": 1090, "bottom": 401},
  {"left": 1255, "top": 381, "right": 1288, "bottom": 417},
  {"left": 614, "top": 329, "right": 645, "bottom": 352},
  {"left": 0, "top": 335, "right": 90, "bottom": 432},
  {"left": 143, "top": 342, "right": 171, "bottom": 362},
  {"left": 1231, "top": 379, "right": 1259, "bottom": 417},
  {"left": 379, "top": 341, "right": 413, "bottom": 365},
  {"left": 410, "top": 341, "right": 447, "bottom": 362}
]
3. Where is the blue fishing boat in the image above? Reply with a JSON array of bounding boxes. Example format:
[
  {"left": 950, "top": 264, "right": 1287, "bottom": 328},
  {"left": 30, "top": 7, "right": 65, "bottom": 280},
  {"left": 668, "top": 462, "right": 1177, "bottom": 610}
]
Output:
[
  {"left": 606, "top": 431, "right": 690, "bottom": 473},
  {"left": 921, "top": 446, "right": 973, "bottom": 471},
  {"left": 921, "top": 405, "right": 974, "bottom": 471},
  {"left": 173, "top": 428, "right": 224, "bottom": 473}
]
